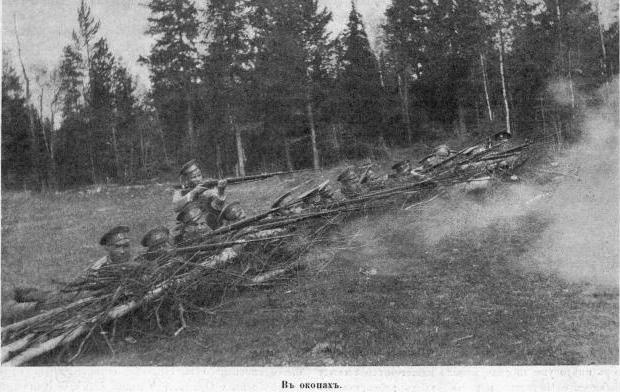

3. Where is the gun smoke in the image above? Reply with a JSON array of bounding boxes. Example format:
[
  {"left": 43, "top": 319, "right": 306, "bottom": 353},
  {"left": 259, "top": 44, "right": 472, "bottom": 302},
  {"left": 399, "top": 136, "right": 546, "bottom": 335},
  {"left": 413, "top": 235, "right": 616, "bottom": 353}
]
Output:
[{"left": 329, "top": 78, "right": 618, "bottom": 290}]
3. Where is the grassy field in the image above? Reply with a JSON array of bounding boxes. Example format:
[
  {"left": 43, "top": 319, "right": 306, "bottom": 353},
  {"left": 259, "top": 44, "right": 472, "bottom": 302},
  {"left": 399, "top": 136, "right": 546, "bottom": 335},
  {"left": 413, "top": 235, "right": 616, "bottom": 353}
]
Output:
[{"left": 1, "top": 143, "right": 617, "bottom": 366}]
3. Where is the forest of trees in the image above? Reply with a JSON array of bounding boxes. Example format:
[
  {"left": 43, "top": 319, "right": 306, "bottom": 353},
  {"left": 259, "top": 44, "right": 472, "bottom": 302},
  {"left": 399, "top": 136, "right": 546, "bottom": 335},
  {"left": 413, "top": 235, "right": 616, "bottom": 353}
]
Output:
[{"left": 2, "top": 0, "right": 618, "bottom": 190}]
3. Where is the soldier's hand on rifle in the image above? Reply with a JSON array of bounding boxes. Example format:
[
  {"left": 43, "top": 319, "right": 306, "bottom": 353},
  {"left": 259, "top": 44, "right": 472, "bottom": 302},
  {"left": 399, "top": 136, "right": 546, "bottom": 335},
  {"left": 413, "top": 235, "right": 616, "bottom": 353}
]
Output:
[
  {"left": 190, "top": 185, "right": 208, "bottom": 199},
  {"left": 217, "top": 179, "right": 227, "bottom": 196}
]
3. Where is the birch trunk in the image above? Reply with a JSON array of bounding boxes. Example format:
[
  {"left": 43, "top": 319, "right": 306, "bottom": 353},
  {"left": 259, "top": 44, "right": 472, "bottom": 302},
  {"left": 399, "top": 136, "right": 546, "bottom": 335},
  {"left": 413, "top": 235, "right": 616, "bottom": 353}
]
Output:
[
  {"left": 228, "top": 105, "right": 245, "bottom": 176},
  {"left": 496, "top": 11, "right": 511, "bottom": 135},
  {"left": 305, "top": 99, "right": 320, "bottom": 170},
  {"left": 480, "top": 53, "right": 494, "bottom": 121}
]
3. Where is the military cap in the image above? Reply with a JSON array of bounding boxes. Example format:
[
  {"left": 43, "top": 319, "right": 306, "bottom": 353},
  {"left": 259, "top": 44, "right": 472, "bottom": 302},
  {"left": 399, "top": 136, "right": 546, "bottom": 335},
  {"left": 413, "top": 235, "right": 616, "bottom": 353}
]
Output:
[
  {"left": 217, "top": 201, "right": 246, "bottom": 226},
  {"left": 141, "top": 226, "right": 170, "bottom": 248},
  {"left": 179, "top": 159, "right": 201, "bottom": 176},
  {"left": 435, "top": 144, "right": 451, "bottom": 156},
  {"left": 391, "top": 159, "right": 411, "bottom": 172},
  {"left": 337, "top": 167, "right": 359, "bottom": 183},
  {"left": 271, "top": 190, "right": 294, "bottom": 209},
  {"left": 99, "top": 225, "right": 130, "bottom": 246},
  {"left": 493, "top": 131, "right": 512, "bottom": 141},
  {"left": 176, "top": 201, "right": 204, "bottom": 225}
]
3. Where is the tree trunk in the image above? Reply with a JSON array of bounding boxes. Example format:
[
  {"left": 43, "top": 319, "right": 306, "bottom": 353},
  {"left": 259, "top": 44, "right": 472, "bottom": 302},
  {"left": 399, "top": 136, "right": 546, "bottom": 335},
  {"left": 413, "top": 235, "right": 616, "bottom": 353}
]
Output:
[
  {"left": 129, "top": 145, "right": 135, "bottom": 181},
  {"left": 186, "top": 93, "right": 196, "bottom": 157},
  {"left": 567, "top": 50, "right": 576, "bottom": 109},
  {"left": 480, "top": 53, "right": 494, "bottom": 121},
  {"left": 539, "top": 96, "right": 547, "bottom": 134},
  {"left": 83, "top": 127, "right": 97, "bottom": 184},
  {"left": 228, "top": 104, "right": 245, "bottom": 176},
  {"left": 474, "top": 98, "right": 481, "bottom": 128},
  {"left": 283, "top": 138, "right": 293, "bottom": 171},
  {"left": 47, "top": 110, "right": 58, "bottom": 190},
  {"left": 215, "top": 141, "right": 223, "bottom": 178},
  {"left": 111, "top": 123, "right": 121, "bottom": 180},
  {"left": 331, "top": 124, "right": 341, "bottom": 155},
  {"left": 397, "top": 72, "right": 412, "bottom": 144},
  {"left": 154, "top": 111, "right": 170, "bottom": 166},
  {"left": 139, "top": 126, "right": 145, "bottom": 171},
  {"left": 457, "top": 99, "right": 467, "bottom": 137},
  {"left": 595, "top": 1, "right": 608, "bottom": 76},
  {"left": 497, "top": 14, "right": 511, "bottom": 135},
  {"left": 305, "top": 99, "right": 320, "bottom": 171}
]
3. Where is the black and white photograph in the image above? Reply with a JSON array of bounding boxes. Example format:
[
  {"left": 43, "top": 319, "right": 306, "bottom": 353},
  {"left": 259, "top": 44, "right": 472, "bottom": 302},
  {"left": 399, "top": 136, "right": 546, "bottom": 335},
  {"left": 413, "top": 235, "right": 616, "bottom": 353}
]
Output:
[{"left": 1, "top": 0, "right": 618, "bottom": 390}]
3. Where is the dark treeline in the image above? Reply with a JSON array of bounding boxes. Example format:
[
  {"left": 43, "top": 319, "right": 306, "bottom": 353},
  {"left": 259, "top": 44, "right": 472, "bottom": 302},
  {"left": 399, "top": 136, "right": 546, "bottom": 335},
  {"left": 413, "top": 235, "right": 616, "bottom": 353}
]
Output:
[{"left": 2, "top": 0, "right": 618, "bottom": 190}]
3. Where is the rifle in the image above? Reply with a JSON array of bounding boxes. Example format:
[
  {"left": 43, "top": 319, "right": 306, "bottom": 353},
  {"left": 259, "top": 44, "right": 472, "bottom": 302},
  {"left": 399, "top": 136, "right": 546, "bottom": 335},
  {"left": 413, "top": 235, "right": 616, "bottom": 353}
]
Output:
[
  {"left": 421, "top": 135, "right": 493, "bottom": 173},
  {"left": 173, "top": 169, "right": 313, "bottom": 190}
]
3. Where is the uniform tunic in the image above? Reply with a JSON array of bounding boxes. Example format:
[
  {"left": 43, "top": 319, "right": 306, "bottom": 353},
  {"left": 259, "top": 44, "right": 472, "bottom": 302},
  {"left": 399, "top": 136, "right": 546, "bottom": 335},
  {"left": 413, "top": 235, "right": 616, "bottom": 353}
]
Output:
[{"left": 172, "top": 187, "right": 225, "bottom": 213}]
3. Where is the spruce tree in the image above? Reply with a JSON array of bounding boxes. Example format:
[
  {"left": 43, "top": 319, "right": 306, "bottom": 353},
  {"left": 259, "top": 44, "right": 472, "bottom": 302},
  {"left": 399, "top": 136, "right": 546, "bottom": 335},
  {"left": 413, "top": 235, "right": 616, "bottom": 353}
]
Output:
[
  {"left": 248, "top": 0, "right": 332, "bottom": 170},
  {"left": 339, "top": 1, "right": 384, "bottom": 145},
  {"left": 2, "top": 54, "right": 33, "bottom": 186},
  {"left": 141, "top": 0, "right": 200, "bottom": 159},
  {"left": 203, "top": 0, "right": 252, "bottom": 175}
]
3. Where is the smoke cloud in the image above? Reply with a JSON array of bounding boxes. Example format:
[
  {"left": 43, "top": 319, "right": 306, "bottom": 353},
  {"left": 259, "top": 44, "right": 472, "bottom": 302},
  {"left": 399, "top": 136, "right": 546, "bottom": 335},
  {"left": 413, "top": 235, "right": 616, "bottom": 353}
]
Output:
[
  {"left": 522, "top": 78, "right": 619, "bottom": 289},
  {"left": 326, "top": 77, "right": 618, "bottom": 290}
]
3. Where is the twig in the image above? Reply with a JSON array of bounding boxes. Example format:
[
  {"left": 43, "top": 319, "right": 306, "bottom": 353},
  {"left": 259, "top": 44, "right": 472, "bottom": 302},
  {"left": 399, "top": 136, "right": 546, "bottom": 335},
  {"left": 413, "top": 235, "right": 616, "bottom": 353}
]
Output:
[
  {"left": 452, "top": 334, "right": 474, "bottom": 344},
  {"left": 68, "top": 324, "right": 97, "bottom": 363},
  {"left": 174, "top": 304, "right": 187, "bottom": 337},
  {"left": 99, "top": 326, "right": 115, "bottom": 357}
]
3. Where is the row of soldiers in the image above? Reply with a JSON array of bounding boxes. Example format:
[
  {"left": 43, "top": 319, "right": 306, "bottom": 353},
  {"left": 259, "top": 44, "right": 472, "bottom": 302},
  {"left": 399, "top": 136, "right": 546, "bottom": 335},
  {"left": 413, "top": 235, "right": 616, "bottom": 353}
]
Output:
[
  {"left": 3, "top": 132, "right": 523, "bottom": 322},
  {"left": 336, "top": 130, "right": 525, "bottom": 198},
  {"left": 99, "top": 130, "right": 518, "bottom": 269}
]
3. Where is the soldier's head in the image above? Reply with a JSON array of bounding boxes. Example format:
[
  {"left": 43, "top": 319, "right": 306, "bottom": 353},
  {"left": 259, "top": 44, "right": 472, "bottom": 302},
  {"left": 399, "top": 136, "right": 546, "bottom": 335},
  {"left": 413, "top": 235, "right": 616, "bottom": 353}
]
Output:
[
  {"left": 218, "top": 202, "right": 246, "bottom": 226},
  {"left": 100, "top": 225, "right": 131, "bottom": 264},
  {"left": 180, "top": 159, "right": 203, "bottom": 187},
  {"left": 337, "top": 167, "right": 360, "bottom": 184},
  {"left": 141, "top": 226, "right": 172, "bottom": 257},
  {"left": 435, "top": 144, "right": 450, "bottom": 157},
  {"left": 176, "top": 202, "right": 206, "bottom": 233},
  {"left": 319, "top": 183, "right": 335, "bottom": 200},
  {"left": 493, "top": 131, "right": 512, "bottom": 143},
  {"left": 391, "top": 160, "right": 411, "bottom": 176},
  {"left": 271, "top": 192, "right": 302, "bottom": 216},
  {"left": 360, "top": 168, "right": 380, "bottom": 184}
]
